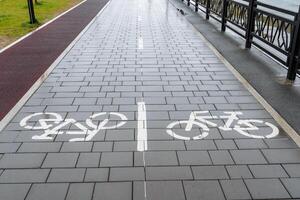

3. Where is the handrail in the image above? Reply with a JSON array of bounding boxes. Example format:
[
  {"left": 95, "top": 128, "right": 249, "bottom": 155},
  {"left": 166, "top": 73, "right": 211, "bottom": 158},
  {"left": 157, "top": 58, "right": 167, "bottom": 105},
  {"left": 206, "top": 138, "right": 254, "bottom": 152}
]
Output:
[{"left": 182, "top": 0, "right": 300, "bottom": 81}]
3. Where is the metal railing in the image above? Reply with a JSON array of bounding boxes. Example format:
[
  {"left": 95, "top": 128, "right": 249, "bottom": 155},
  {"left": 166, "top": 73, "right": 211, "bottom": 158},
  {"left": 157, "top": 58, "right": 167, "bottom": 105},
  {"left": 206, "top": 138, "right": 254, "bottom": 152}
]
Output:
[{"left": 183, "top": 0, "right": 300, "bottom": 81}]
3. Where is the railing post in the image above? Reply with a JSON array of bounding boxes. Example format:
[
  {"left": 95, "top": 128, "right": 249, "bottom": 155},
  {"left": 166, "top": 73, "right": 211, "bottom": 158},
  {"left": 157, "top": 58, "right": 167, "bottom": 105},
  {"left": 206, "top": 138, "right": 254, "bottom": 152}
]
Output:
[
  {"left": 206, "top": 0, "right": 211, "bottom": 20},
  {"left": 195, "top": 0, "right": 199, "bottom": 12},
  {"left": 27, "top": 0, "right": 36, "bottom": 24},
  {"left": 221, "top": 0, "right": 228, "bottom": 32},
  {"left": 187, "top": 0, "right": 190, "bottom": 6},
  {"left": 245, "top": 0, "right": 257, "bottom": 48},
  {"left": 287, "top": 6, "right": 300, "bottom": 81}
]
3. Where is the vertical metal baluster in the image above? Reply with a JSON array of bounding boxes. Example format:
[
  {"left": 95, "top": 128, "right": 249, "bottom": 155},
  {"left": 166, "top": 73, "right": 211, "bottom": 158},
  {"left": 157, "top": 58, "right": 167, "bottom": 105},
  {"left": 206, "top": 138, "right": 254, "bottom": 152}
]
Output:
[
  {"left": 195, "top": 0, "right": 199, "bottom": 12},
  {"left": 287, "top": 6, "right": 300, "bottom": 81},
  {"left": 221, "top": 0, "right": 228, "bottom": 31},
  {"left": 245, "top": 0, "right": 257, "bottom": 48},
  {"left": 206, "top": 0, "right": 210, "bottom": 20}
]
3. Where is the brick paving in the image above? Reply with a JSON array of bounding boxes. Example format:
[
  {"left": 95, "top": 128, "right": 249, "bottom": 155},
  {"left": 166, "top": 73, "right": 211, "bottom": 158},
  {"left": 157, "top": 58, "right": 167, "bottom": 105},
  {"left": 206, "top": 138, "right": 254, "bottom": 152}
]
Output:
[{"left": 0, "top": 0, "right": 300, "bottom": 199}]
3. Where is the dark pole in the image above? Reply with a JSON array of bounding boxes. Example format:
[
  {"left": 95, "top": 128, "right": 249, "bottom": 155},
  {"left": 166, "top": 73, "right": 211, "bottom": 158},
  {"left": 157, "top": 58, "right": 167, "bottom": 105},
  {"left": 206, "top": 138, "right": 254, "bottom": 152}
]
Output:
[
  {"left": 287, "top": 6, "right": 300, "bottom": 81},
  {"left": 206, "top": 0, "right": 210, "bottom": 20},
  {"left": 245, "top": 0, "right": 257, "bottom": 48},
  {"left": 195, "top": 0, "right": 199, "bottom": 12},
  {"left": 221, "top": 0, "right": 228, "bottom": 32},
  {"left": 27, "top": 0, "right": 36, "bottom": 24}
]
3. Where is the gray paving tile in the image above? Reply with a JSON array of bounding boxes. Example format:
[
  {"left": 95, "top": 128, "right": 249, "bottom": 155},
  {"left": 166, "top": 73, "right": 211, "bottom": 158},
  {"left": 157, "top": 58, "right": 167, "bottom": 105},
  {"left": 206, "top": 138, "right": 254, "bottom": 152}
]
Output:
[
  {"left": 282, "top": 178, "right": 300, "bottom": 198},
  {"left": 146, "top": 166, "right": 193, "bottom": 180},
  {"left": 245, "top": 179, "right": 290, "bottom": 199},
  {"left": 0, "top": 132, "right": 18, "bottom": 142},
  {"left": 204, "top": 96, "right": 227, "bottom": 104},
  {"left": 209, "top": 150, "right": 234, "bottom": 165},
  {"left": 134, "top": 181, "right": 185, "bottom": 200},
  {"left": 177, "top": 151, "right": 212, "bottom": 165},
  {"left": 235, "top": 139, "right": 268, "bottom": 149},
  {"left": 185, "top": 140, "right": 217, "bottom": 150},
  {"left": 26, "top": 183, "right": 69, "bottom": 200},
  {"left": 249, "top": 165, "right": 288, "bottom": 178},
  {"left": 93, "top": 182, "right": 131, "bottom": 200},
  {"left": 226, "top": 165, "right": 253, "bottom": 179},
  {"left": 184, "top": 180, "right": 225, "bottom": 200},
  {"left": 66, "top": 183, "right": 94, "bottom": 200},
  {"left": 220, "top": 180, "right": 251, "bottom": 200},
  {"left": 42, "top": 153, "right": 78, "bottom": 168},
  {"left": 41, "top": 98, "right": 74, "bottom": 105},
  {"left": 100, "top": 152, "right": 133, "bottom": 167},
  {"left": 135, "top": 151, "right": 178, "bottom": 166},
  {"left": 230, "top": 150, "right": 267, "bottom": 164},
  {"left": 264, "top": 138, "right": 298, "bottom": 149},
  {"left": 46, "top": 105, "right": 78, "bottom": 112},
  {"left": 148, "top": 141, "right": 185, "bottom": 151},
  {"left": 18, "top": 142, "right": 62, "bottom": 153},
  {"left": 226, "top": 96, "right": 257, "bottom": 103},
  {"left": 0, "top": 169, "right": 50, "bottom": 183},
  {"left": 60, "top": 142, "right": 93, "bottom": 152},
  {"left": 0, "top": 153, "right": 45, "bottom": 169},
  {"left": 283, "top": 164, "right": 300, "bottom": 177},
  {"left": 85, "top": 168, "right": 109, "bottom": 182},
  {"left": 262, "top": 149, "right": 300, "bottom": 163},
  {"left": 0, "top": 184, "right": 31, "bottom": 200},
  {"left": 112, "top": 97, "right": 135, "bottom": 105},
  {"left": 145, "top": 110, "right": 170, "bottom": 120},
  {"left": 73, "top": 98, "right": 97, "bottom": 105},
  {"left": 113, "top": 141, "right": 137, "bottom": 151},
  {"left": 192, "top": 166, "right": 229, "bottom": 180},
  {"left": 166, "top": 97, "right": 189, "bottom": 104},
  {"left": 77, "top": 153, "right": 100, "bottom": 167},
  {"left": 110, "top": 167, "right": 145, "bottom": 181},
  {"left": 105, "top": 129, "right": 134, "bottom": 141},
  {"left": 0, "top": 143, "right": 21, "bottom": 153},
  {"left": 47, "top": 168, "right": 85, "bottom": 182},
  {"left": 93, "top": 142, "right": 113, "bottom": 152},
  {"left": 215, "top": 140, "right": 237, "bottom": 150}
]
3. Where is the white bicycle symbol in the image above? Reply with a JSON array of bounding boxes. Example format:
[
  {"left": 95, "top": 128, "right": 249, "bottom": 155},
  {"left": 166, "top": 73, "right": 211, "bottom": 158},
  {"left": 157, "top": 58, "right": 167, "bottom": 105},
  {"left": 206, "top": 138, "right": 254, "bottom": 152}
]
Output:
[
  {"left": 166, "top": 111, "right": 279, "bottom": 140},
  {"left": 20, "top": 112, "right": 127, "bottom": 142}
]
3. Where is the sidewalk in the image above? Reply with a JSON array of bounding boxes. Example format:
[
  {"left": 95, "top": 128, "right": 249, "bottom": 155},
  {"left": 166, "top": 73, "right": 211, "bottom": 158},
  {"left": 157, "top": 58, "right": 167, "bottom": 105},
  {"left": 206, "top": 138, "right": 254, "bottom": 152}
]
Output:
[{"left": 0, "top": 0, "right": 300, "bottom": 199}]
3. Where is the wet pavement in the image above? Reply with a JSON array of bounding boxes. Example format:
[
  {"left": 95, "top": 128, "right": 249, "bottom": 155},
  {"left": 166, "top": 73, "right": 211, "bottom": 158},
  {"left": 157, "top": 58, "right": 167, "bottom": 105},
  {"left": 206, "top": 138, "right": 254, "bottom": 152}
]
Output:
[{"left": 0, "top": 0, "right": 300, "bottom": 199}]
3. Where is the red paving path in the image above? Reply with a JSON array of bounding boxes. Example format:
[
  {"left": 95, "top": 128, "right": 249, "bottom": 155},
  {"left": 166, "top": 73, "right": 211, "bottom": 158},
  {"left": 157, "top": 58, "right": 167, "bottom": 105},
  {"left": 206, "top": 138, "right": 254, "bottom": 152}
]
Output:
[{"left": 0, "top": 0, "right": 109, "bottom": 120}]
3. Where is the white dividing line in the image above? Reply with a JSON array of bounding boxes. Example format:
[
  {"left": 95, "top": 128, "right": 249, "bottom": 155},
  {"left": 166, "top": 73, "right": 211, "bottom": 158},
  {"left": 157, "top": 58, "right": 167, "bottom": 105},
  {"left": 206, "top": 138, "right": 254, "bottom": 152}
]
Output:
[
  {"left": 137, "top": 102, "right": 148, "bottom": 152},
  {"left": 0, "top": 0, "right": 112, "bottom": 132},
  {"left": 138, "top": 37, "right": 144, "bottom": 49}
]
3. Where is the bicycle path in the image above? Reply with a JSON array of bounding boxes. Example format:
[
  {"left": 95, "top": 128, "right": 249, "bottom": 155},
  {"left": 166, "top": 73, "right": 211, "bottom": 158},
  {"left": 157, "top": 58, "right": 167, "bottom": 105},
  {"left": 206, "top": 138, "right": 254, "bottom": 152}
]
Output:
[{"left": 0, "top": 0, "right": 300, "bottom": 199}]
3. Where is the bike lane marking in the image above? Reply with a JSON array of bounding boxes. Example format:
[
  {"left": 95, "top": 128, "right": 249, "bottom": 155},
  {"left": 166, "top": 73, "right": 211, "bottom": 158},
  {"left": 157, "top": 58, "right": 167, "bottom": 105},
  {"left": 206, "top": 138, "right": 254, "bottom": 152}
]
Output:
[
  {"left": 19, "top": 112, "right": 128, "bottom": 142},
  {"left": 166, "top": 111, "right": 280, "bottom": 140},
  {"left": 137, "top": 102, "right": 148, "bottom": 152}
]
